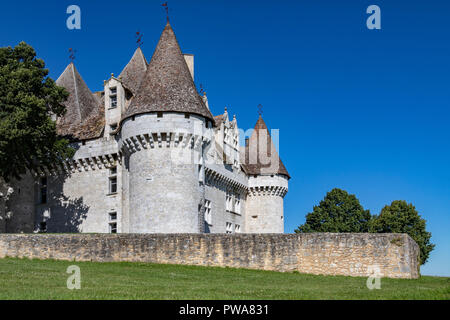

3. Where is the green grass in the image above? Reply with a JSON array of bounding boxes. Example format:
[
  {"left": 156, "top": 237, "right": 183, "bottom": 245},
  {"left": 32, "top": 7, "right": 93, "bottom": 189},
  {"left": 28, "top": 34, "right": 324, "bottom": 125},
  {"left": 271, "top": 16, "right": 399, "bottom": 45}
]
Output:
[{"left": 0, "top": 258, "right": 448, "bottom": 300}]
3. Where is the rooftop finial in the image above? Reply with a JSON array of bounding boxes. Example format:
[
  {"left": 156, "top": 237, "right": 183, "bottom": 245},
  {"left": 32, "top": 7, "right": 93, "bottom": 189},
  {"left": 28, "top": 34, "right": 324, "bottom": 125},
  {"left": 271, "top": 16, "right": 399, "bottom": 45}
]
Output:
[
  {"left": 69, "top": 48, "right": 76, "bottom": 63},
  {"left": 257, "top": 104, "right": 263, "bottom": 117},
  {"left": 162, "top": 2, "right": 169, "bottom": 23},
  {"left": 135, "top": 31, "right": 144, "bottom": 47},
  {"left": 199, "top": 83, "right": 206, "bottom": 95}
]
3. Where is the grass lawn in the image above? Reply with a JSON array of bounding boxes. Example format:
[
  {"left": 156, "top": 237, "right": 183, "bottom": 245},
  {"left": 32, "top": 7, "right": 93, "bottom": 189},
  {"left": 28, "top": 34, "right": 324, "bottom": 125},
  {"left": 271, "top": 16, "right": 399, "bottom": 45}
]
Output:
[{"left": 0, "top": 257, "right": 448, "bottom": 300}]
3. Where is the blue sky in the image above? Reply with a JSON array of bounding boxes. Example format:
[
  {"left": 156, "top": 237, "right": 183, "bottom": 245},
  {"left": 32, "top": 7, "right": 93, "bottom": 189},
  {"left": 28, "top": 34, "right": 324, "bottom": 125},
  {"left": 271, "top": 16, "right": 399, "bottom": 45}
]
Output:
[{"left": 1, "top": 0, "right": 449, "bottom": 276}]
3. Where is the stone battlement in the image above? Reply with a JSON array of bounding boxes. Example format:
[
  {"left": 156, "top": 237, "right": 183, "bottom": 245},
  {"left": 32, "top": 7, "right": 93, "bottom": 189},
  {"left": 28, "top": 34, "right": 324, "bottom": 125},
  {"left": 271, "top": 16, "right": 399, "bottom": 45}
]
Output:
[{"left": 0, "top": 233, "right": 420, "bottom": 279}]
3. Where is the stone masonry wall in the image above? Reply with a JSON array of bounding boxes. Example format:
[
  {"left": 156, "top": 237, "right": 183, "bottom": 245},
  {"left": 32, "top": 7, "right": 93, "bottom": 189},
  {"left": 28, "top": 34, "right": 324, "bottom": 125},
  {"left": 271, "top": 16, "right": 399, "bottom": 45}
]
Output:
[{"left": 0, "top": 233, "right": 420, "bottom": 279}]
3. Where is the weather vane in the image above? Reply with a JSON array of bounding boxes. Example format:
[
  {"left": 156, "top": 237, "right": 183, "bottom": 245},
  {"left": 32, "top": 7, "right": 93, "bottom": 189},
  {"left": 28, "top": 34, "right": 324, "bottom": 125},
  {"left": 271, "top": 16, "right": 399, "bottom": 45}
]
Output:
[
  {"left": 257, "top": 104, "right": 263, "bottom": 116},
  {"left": 162, "top": 2, "right": 169, "bottom": 22},
  {"left": 68, "top": 48, "right": 76, "bottom": 62},
  {"left": 136, "top": 31, "right": 144, "bottom": 47}
]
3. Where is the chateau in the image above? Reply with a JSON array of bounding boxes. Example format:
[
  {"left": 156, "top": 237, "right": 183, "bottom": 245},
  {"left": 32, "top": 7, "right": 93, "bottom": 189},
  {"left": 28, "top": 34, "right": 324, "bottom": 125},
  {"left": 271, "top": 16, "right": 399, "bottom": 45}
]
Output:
[{"left": 1, "top": 21, "right": 290, "bottom": 234}]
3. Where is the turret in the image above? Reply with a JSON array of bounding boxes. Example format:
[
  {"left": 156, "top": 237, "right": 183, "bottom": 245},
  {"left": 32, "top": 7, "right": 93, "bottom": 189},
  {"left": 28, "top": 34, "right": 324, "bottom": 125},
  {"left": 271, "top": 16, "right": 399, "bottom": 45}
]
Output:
[
  {"left": 241, "top": 115, "right": 290, "bottom": 233},
  {"left": 118, "top": 22, "right": 214, "bottom": 233}
]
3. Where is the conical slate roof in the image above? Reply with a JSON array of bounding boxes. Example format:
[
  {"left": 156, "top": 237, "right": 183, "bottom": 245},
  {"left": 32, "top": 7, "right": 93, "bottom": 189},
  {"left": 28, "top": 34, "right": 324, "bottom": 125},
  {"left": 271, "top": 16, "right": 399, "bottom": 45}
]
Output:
[
  {"left": 118, "top": 47, "right": 148, "bottom": 96},
  {"left": 123, "top": 22, "right": 214, "bottom": 122},
  {"left": 56, "top": 63, "right": 104, "bottom": 140},
  {"left": 241, "top": 116, "right": 290, "bottom": 178}
]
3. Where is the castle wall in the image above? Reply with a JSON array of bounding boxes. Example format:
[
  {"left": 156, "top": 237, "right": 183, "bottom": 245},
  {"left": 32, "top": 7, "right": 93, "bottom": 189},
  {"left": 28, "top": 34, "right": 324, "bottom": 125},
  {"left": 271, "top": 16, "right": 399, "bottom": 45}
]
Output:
[
  {"left": 203, "top": 159, "right": 248, "bottom": 233},
  {"left": 204, "top": 184, "right": 245, "bottom": 233},
  {"left": 32, "top": 139, "right": 122, "bottom": 233},
  {"left": 0, "top": 174, "right": 35, "bottom": 233},
  {"left": 35, "top": 166, "right": 121, "bottom": 233},
  {"left": 0, "top": 233, "right": 420, "bottom": 279}
]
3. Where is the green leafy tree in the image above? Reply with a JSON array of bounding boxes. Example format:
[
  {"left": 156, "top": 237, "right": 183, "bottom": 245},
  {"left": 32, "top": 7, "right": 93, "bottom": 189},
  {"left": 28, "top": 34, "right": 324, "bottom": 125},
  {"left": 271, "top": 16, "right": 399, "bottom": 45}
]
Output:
[
  {"left": 369, "top": 200, "right": 434, "bottom": 265},
  {"left": 295, "top": 188, "right": 372, "bottom": 233},
  {"left": 0, "top": 42, "right": 73, "bottom": 182}
]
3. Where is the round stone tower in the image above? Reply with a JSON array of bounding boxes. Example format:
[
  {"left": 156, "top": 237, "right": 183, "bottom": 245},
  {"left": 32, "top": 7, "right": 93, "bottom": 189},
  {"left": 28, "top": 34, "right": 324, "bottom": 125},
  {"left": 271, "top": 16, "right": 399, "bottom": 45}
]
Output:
[
  {"left": 245, "top": 174, "right": 288, "bottom": 233},
  {"left": 118, "top": 22, "right": 214, "bottom": 233},
  {"left": 242, "top": 116, "right": 290, "bottom": 233}
]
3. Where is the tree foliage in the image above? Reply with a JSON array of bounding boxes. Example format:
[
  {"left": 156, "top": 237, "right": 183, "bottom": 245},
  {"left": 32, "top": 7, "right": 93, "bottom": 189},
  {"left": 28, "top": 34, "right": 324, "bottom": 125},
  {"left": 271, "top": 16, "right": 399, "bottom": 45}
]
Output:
[
  {"left": 369, "top": 200, "right": 434, "bottom": 265},
  {"left": 295, "top": 188, "right": 372, "bottom": 233},
  {"left": 0, "top": 42, "right": 73, "bottom": 181}
]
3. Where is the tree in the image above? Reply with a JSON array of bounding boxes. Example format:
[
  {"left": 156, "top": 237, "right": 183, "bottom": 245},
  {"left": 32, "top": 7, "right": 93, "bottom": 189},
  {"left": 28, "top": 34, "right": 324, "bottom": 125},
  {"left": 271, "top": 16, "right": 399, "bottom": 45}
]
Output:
[
  {"left": 295, "top": 188, "right": 372, "bottom": 233},
  {"left": 0, "top": 42, "right": 74, "bottom": 230},
  {"left": 0, "top": 41, "right": 73, "bottom": 182},
  {"left": 369, "top": 200, "right": 434, "bottom": 265}
]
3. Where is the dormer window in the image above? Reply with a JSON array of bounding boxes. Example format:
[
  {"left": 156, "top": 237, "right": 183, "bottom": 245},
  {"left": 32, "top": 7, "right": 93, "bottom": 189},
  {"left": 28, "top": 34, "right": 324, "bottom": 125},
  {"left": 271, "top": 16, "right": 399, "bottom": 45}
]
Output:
[{"left": 124, "top": 88, "right": 133, "bottom": 101}]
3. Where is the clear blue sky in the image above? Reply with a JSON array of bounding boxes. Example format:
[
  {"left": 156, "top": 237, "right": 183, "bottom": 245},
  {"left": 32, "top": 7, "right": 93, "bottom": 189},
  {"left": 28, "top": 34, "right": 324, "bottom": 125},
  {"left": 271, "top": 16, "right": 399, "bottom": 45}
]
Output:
[{"left": 1, "top": 0, "right": 449, "bottom": 276}]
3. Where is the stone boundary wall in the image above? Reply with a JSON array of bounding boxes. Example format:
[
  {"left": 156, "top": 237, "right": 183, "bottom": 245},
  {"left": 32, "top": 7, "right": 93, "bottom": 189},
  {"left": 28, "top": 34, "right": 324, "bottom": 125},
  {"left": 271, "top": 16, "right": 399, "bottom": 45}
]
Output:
[{"left": 0, "top": 233, "right": 420, "bottom": 279}]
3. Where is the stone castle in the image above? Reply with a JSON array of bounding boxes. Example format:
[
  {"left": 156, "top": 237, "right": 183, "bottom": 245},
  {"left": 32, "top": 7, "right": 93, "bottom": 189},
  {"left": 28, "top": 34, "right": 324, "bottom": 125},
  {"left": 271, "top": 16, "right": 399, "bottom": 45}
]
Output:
[
  {"left": 0, "top": 21, "right": 422, "bottom": 280},
  {"left": 0, "top": 21, "right": 290, "bottom": 234}
]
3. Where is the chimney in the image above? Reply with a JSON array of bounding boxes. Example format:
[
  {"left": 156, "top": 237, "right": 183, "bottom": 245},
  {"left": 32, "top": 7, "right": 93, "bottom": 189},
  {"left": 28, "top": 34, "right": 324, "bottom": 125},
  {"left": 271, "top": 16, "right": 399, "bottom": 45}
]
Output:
[{"left": 183, "top": 54, "right": 194, "bottom": 80}]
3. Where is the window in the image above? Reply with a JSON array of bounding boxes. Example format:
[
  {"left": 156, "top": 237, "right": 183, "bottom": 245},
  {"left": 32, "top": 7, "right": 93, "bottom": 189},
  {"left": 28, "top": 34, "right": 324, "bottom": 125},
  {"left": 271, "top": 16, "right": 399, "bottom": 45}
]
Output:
[
  {"left": 198, "top": 155, "right": 204, "bottom": 185},
  {"left": 109, "top": 166, "right": 117, "bottom": 194},
  {"left": 110, "top": 123, "right": 118, "bottom": 132},
  {"left": 157, "top": 112, "right": 163, "bottom": 118},
  {"left": 184, "top": 113, "right": 190, "bottom": 119},
  {"left": 205, "top": 200, "right": 212, "bottom": 225},
  {"left": 110, "top": 95, "right": 117, "bottom": 108},
  {"left": 224, "top": 127, "right": 229, "bottom": 144},
  {"left": 235, "top": 224, "right": 241, "bottom": 233},
  {"left": 109, "top": 177, "right": 117, "bottom": 194},
  {"left": 110, "top": 87, "right": 117, "bottom": 109},
  {"left": 109, "top": 212, "right": 117, "bottom": 234},
  {"left": 226, "top": 191, "right": 232, "bottom": 211},
  {"left": 40, "top": 177, "right": 47, "bottom": 204},
  {"left": 125, "top": 88, "right": 133, "bottom": 101},
  {"left": 109, "top": 222, "right": 117, "bottom": 234},
  {"left": 234, "top": 194, "right": 241, "bottom": 214},
  {"left": 109, "top": 212, "right": 117, "bottom": 221},
  {"left": 226, "top": 222, "right": 233, "bottom": 234}
]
